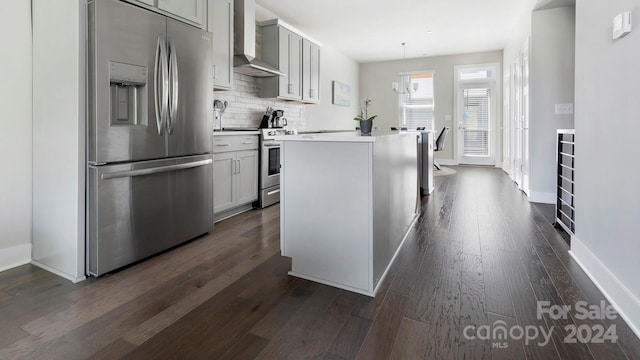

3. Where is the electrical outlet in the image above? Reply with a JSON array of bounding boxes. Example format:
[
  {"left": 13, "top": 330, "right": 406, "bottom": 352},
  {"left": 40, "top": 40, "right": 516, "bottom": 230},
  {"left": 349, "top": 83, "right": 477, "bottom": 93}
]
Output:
[{"left": 555, "top": 103, "right": 574, "bottom": 115}]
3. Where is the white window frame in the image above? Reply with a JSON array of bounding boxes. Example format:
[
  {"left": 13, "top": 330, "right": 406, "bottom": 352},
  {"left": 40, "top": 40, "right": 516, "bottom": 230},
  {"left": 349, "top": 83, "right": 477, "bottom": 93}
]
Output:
[
  {"left": 397, "top": 70, "right": 436, "bottom": 131},
  {"left": 453, "top": 63, "right": 501, "bottom": 166}
]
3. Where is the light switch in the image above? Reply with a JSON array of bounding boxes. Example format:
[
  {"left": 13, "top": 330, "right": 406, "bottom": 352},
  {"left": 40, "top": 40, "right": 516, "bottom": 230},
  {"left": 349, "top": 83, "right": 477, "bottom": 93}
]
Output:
[
  {"left": 555, "top": 103, "right": 574, "bottom": 115},
  {"left": 613, "top": 11, "right": 632, "bottom": 39}
]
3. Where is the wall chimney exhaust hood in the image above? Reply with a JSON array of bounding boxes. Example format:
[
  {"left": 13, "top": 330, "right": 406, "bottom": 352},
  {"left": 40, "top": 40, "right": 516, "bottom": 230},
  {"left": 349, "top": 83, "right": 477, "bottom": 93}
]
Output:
[{"left": 234, "top": 0, "right": 285, "bottom": 77}]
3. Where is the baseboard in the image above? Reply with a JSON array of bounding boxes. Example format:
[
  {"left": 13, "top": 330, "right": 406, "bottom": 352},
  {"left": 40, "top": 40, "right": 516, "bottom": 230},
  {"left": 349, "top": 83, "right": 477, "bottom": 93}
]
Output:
[
  {"left": 435, "top": 158, "right": 457, "bottom": 166},
  {"left": 569, "top": 235, "right": 640, "bottom": 339},
  {"left": 0, "top": 243, "right": 32, "bottom": 273},
  {"left": 31, "top": 260, "right": 86, "bottom": 283},
  {"left": 528, "top": 191, "right": 555, "bottom": 204}
]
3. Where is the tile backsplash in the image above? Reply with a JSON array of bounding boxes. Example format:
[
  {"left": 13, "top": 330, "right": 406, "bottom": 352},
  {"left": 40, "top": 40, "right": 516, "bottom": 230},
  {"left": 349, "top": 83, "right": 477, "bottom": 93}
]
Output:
[{"left": 213, "top": 73, "right": 306, "bottom": 129}]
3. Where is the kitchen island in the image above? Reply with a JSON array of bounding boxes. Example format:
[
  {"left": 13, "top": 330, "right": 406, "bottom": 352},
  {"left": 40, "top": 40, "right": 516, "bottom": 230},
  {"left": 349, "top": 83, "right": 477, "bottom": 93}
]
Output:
[{"left": 278, "top": 131, "right": 420, "bottom": 296}]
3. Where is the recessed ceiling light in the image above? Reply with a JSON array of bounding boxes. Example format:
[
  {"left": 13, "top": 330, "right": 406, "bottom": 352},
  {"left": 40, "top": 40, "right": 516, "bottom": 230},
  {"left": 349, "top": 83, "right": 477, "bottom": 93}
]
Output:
[{"left": 426, "top": 30, "right": 433, "bottom": 34}]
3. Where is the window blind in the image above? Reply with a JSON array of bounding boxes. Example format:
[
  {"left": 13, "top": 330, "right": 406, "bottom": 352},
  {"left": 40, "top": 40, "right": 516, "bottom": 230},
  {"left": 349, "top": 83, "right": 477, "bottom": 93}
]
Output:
[
  {"left": 462, "top": 88, "right": 490, "bottom": 156},
  {"left": 400, "top": 73, "right": 434, "bottom": 131}
]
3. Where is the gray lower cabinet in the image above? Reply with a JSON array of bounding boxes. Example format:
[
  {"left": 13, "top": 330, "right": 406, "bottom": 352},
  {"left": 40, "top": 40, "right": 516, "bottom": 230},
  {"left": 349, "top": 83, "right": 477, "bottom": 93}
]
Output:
[
  {"left": 213, "top": 135, "right": 259, "bottom": 218},
  {"left": 208, "top": 0, "right": 233, "bottom": 90}
]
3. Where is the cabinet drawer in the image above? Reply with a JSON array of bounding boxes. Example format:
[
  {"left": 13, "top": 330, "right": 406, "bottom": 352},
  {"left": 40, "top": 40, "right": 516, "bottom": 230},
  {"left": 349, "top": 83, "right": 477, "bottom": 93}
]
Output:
[{"left": 213, "top": 135, "right": 259, "bottom": 153}]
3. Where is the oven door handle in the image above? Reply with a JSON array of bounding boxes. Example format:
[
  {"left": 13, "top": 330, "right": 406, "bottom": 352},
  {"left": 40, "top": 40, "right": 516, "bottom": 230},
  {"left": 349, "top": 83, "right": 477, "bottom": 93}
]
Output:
[{"left": 262, "top": 143, "right": 281, "bottom": 148}]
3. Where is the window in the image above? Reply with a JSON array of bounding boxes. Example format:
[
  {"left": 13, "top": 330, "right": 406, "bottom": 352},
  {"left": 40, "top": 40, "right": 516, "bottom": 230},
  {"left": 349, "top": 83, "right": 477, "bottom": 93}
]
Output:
[
  {"left": 400, "top": 73, "right": 434, "bottom": 130},
  {"left": 462, "top": 88, "right": 491, "bottom": 156}
]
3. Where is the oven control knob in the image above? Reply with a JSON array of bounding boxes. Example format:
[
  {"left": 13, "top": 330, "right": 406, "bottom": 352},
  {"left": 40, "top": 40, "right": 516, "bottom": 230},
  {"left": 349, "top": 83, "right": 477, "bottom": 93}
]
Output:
[
  {"left": 286, "top": 130, "right": 295, "bottom": 135},
  {"left": 268, "top": 131, "right": 276, "bottom": 136}
]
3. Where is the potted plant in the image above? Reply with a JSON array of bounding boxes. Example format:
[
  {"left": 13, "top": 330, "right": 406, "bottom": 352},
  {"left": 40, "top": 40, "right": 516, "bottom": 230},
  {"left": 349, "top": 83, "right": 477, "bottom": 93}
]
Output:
[{"left": 354, "top": 98, "right": 377, "bottom": 135}]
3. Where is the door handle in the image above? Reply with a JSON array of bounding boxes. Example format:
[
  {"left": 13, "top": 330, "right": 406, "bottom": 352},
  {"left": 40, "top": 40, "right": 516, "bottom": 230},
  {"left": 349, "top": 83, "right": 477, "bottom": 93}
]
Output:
[
  {"left": 154, "top": 36, "right": 169, "bottom": 136},
  {"left": 102, "top": 159, "right": 212, "bottom": 180},
  {"left": 167, "top": 40, "right": 179, "bottom": 135},
  {"left": 236, "top": 159, "right": 241, "bottom": 174},
  {"left": 267, "top": 189, "right": 280, "bottom": 196}
]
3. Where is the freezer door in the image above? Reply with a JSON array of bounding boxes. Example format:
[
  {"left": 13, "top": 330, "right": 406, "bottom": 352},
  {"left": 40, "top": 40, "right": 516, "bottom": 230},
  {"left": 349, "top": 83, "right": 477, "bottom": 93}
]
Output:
[
  {"left": 87, "top": 154, "right": 213, "bottom": 276},
  {"left": 166, "top": 19, "right": 214, "bottom": 157},
  {"left": 88, "top": 0, "right": 168, "bottom": 163}
]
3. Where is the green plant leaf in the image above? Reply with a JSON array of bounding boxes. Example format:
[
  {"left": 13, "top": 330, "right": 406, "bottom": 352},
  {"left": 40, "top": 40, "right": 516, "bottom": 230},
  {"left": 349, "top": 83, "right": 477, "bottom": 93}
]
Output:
[{"left": 367, "top": 115, "right": 378, "bottom": 121}]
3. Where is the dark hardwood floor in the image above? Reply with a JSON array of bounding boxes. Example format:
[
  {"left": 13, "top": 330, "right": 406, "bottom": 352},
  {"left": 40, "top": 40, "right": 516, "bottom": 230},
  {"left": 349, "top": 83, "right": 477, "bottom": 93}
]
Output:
[{"left": 1, "top": 166, "right": 639, "bottom": 359}]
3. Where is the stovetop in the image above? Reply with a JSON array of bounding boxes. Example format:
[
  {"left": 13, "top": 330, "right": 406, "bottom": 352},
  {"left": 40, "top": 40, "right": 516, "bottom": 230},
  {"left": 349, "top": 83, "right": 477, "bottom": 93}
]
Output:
[{"left": 260, "top": 128, "right": 298, "bottom": 140}]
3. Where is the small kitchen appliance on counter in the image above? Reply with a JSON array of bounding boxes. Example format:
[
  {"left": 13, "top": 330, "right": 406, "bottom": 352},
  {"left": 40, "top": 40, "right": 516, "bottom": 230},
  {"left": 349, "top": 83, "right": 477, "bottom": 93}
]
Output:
[
  {"left": 259, "top": 107, "right": 287, "bottom": 128},
  {"left": 213, "top": 99, "right": 228, "bottom": 131}
]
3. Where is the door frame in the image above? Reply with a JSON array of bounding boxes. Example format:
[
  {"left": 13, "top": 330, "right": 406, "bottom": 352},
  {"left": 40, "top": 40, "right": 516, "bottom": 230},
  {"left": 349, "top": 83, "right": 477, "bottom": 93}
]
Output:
[{"left": 453, "top": 63, "right": 501, "bottom": 166}]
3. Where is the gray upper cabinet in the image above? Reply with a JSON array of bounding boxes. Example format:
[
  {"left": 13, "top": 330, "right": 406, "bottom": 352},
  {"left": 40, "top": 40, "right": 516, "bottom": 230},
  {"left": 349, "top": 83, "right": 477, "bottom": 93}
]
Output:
[
  {"left": 123, "top": 0, "right": 205, "bottom": 27},
  {"left": 260, "top": 21, "right": 303, "bottom": 101},
  {"left": 302, "top": 39, "right": 320, "bottom": 103},
  {"left": 259, "top": 20, "right": 321, "bottom": 103},
  {"left": 208, "top": 0, "right": 233, "bottom": 90}
]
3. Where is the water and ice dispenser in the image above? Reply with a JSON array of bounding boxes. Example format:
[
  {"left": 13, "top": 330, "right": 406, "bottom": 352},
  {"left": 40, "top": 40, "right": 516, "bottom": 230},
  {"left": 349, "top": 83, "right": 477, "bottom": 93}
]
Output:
[{"left": 109, "top": 61, "right": 148, "bottom": 126}]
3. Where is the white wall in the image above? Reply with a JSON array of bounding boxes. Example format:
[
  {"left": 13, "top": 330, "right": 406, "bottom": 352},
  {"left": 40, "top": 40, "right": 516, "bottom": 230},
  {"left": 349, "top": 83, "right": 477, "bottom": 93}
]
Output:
[
  {"left": 31, "top": 0, "right": 85, "bottom": 282},
  {"left": 0, "top": 0, "right": 33, "bottom": 271},
  {"left": 529, "top": 5, "right": 576, "bottom": 203},
  {"left": 360, "top": 51, "right": 503, "bottom": 163},
  {"left": 572, "top": 0, "right": 640, "bottom": 336},
  {"left": 303, "top": 46, "right": 360, "bottom": 131}
]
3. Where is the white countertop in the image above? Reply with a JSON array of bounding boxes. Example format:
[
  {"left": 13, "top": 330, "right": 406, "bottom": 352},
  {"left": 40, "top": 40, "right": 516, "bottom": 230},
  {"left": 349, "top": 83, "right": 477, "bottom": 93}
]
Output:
[
  {"left": 213, "top": 130, "right": 260, "bottom": 136},
  {"left": 276, "top": 131, "right": 415, "bottom": 143}
]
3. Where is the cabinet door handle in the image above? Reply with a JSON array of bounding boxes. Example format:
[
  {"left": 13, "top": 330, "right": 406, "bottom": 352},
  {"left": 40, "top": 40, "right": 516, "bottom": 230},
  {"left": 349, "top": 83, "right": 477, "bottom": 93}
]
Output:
[
  {"left": 242, "top": 142, "right": 254, "bottom": 145},
  {"left": 213, "top": 64, "right": 217, "bottom": 79},
  {"left": 236, "top": 160, "right": 241, "bottom": 174},
  {"left": 216, "top": 143, "right": 231, "bottom": 147},
  {"left": 288, "top": 84, "right": 294, "bottom": 95}
]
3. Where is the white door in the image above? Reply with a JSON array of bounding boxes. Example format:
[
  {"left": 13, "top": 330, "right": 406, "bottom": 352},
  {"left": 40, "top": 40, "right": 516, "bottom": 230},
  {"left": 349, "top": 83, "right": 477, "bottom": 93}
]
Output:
[
  {"left": 503, "top": 68, "right": 511, "bottom": 176},
  {"left": 454, "top": 64, "right": 499, "bottom": 166},
  {"left": 514, "top": 58, "right": 523, "bottom": 187},
  {"left": 520, "top": 40, "right": 530, "bottom": 195}
]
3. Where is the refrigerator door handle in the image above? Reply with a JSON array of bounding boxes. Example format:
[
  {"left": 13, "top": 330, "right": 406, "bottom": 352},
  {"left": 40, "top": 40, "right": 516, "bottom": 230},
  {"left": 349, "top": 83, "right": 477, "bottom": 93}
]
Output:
[
  {"left": 101, "top": 159, "right": 212, "bottom": 180},
  {"left": 154, "top": 36, "right": 169, "bottom": 135},
  {"left": 167, "top": 39, "right": 179, "bottom": 135}
]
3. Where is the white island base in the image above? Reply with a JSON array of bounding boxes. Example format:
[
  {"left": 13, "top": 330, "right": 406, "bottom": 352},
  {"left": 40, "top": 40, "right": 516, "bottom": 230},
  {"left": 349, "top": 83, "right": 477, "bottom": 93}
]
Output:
[{"left": 279, "top": 131, "right": 419, "bottom": 297}]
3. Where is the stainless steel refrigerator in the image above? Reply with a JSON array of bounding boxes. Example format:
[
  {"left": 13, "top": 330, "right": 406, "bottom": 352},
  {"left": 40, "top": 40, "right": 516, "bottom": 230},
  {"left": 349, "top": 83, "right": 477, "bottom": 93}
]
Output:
[{"left": 87, "top": 0, "right": 214, "bottom": 276}]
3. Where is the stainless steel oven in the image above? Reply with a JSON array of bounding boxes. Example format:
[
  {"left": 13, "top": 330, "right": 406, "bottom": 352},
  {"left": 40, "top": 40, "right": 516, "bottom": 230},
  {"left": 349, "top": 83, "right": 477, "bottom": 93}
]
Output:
[{"left": 259, "top": 129, "right": 296, "bottom": 207}]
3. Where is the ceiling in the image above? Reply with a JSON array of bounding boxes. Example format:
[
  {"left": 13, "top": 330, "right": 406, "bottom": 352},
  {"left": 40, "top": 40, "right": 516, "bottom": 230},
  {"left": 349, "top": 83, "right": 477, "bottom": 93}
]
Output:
[{"left": 255, "top": 0, "right": 536, "bottom": 63}]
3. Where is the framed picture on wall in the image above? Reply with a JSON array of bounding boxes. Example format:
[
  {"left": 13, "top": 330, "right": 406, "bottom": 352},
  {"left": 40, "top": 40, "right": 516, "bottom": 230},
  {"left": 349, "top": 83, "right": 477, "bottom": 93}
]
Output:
[{"left": 332, "top": 81, "right": 351, "bottom": 107}]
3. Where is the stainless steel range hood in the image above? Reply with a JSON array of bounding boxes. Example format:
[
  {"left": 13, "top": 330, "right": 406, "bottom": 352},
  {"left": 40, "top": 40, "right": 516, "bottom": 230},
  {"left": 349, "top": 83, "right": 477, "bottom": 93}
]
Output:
[{"left": 234, "top": 0, "right": 285, "bottom": 77}]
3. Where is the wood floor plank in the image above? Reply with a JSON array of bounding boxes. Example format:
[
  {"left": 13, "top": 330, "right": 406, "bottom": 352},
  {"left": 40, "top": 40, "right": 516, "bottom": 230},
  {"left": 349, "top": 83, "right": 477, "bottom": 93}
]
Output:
[
  {"left": 488, "top": 313, "right": 526, "bottom": 360},
  {"left": 482, "top": 249, "right": 516, "bottom": 318},
  {"left": 501, "top": 249, "right": 561, "bottom": 360},
  {"left": 249, "top": 278, "right": 319, "bottom": 339},
  {"left": 530, "top": 281, "right": 594, "bottom": 360},
  {"left": 356, "top": 291, "right": 408, "bottom": 360},
  {"left": 327, "top": 314, "right": 372, "bottom": 359},
  {"left": 87, "top": 339, "right": 137, "bottom": 360},
  {"left": 458, "top": 253, "right": 491, "bottom": 359},
  {"left": 218, "top": 333, "right": 270, "bottom": 360},
  {"left": 389, "top": 317, "right": 431, "bottom": 359},
  {"left": 255, "top": 286, "right": 362, "bottom": 360},
  {"left": 534, "top": 244, "right": 629, "bottom": 359}
]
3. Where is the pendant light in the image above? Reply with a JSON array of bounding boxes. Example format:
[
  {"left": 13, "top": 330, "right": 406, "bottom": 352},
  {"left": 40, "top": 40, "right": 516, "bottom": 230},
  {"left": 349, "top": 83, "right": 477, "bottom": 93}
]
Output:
[{"left": 392, "top": 42, "right": 419, "bottom": 94}]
